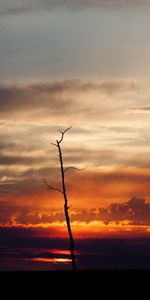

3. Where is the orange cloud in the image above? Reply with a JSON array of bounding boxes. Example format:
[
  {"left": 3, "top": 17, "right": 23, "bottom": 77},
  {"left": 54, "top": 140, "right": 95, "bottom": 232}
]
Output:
[
  {"left": 1, "top": 221, "right": 150, "bottom": 239},
  {"left": 1, "top": 168, "right": 150, "bottom": 220},
  {"left": 66, "top": 168, "right": 150, "bottom": 207},
  {"left": 1, "top": 196, "right": 150, "bottom": 239}
]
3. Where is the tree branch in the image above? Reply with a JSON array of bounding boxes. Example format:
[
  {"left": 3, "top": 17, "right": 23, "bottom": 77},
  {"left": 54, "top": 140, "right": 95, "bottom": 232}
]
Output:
[
  {"left": 64, "top": 166, "right": 86, "bottom": 173},
  {"left": 57, "top": 126, "right": 72, "bottom": 144},
  {"left": 42, "top": 178, "right": 63, "bottom": 194},
  {"left": 51, "top": 142, "right": 58, "bottom": 147}
]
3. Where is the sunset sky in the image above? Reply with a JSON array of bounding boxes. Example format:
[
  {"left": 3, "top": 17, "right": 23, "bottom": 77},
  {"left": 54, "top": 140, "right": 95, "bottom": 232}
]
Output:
[{"left": 1, "top": 0, "right": 150, "bottom": 248}]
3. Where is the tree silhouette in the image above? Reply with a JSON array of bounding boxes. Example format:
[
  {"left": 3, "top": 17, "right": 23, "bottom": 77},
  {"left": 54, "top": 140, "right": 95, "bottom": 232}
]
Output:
[{"left": 43, "top": 126, "right": 79, "bottom": 271}]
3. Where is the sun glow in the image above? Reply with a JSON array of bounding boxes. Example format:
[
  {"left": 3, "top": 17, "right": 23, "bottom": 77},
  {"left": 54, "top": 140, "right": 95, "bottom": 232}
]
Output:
[
  {"left": 1, "top": 219, "right": 150, "bottom": 238},
  {"left": 50, "top": 249, "right": 71, "bottom": 255},
  {"left": 32, "top": 257, "right": 71, "bottom": 264}
]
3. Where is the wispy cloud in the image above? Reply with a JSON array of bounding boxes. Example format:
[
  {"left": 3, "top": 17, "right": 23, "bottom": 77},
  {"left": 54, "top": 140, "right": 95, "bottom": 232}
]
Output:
[
  {"left": 1, "top": 0, "right": 149, "bottom": 15},
  {"left": 0, "top": 79, "right": 139, "bottom": 122},
  {"left": 1, "top": 139, "right": 150, "bottom": 202},
  {"left": 128, "top": 106, "right": 150, "bottom": 114}
]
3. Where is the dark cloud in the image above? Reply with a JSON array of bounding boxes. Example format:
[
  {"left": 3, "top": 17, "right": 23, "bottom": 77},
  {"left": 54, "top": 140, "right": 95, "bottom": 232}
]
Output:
[
  {"left": 65, "top": 197, "right": 150, "bottom": 226},
  {"left": 16, "top": 210, "right": 65, "bottom": 225},
  {"left": 0, "top": 226, "right": 65, "bottom": 244},
  {"left": 68, "top": 197, "right": 150, "bottom": 226},
  {"left": 64, "top": 147, "right": 150, "bottom": 169},
  {"left": 1, "top": 196, "right": 150, "bottom": 226},
  {"left": 70, "top": 197, "right": 150, "bottom": 226},
  {"left": 0, "top": 140, "right": 22, "bottom": 151},
  {"left": 0, "top": 82, "right": 72, "bottom": 115},
  {"left": 1, "top": 138, "right": 150, "bottom": 176},
  {"left": 0, "top": 0, "right": 149, "bottom": 15},
  {"left": 0, "top": 79, "right": 138, "bottom": 121},
  {"left": 99, "top": 197, "right": 150, "bottom": 226},
  {"left": 0, "top": 154, "right": 47, "bottom": 166},
  {"left": 30, "top": 79, "right": 138, "bottom": 95}
]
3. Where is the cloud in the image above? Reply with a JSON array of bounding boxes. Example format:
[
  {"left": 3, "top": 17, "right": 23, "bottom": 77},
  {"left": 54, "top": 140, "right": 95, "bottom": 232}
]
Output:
[
  {"left": 0, "top": 159, "right": 150, "bottom": 212},
  {"left": 0, "top": 0, "right": 149, "bottom": 15},
  {"left": 30, "top": 79, "right": 138, "bottom": 94},
  {"left": 0, "top": 79, "right": 139, "bottom": 121},
  {"left": 128, "top": 106, "right": 150, "bottom": 114},
  {"left": 99, "top": 197, "right": 150, "bottom": 226},
  {"left": 1, "top": 196, "right": 150, "bottom": 227},
  {"left": 0, "top": 154, "right": 47, "bottom": 166},
  {"left": 55, "top": 196, "right": 150, "bottom": 226},
  {"left": 1, "top": 145, "right": 147, "bottom": 169},
  {"left": 0, "top": 202, "right": 63, "bottom": 225},
  {"left": 0, "top": 154, "right": 148, "bottom": 183},
  {"left": 0, "top": 82, "right": 72, "bottom": 115},
  {"left": 0, "top": 225, "right": 65, "bottom": 242}
]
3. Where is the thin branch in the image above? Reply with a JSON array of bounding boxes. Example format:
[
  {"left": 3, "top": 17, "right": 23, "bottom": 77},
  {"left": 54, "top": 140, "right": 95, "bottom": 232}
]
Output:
[
  {"left": 64, "top": 166, "right": 86, "bottom": 173},
  {"left": 57, "top": 126, "right": 72, "bottom": 144},
  {"left": 51, "top": 142, "right": 58, "bottom": 147},
  {"left": 42, "top": 178, "right": 63, "bottom": 194}
]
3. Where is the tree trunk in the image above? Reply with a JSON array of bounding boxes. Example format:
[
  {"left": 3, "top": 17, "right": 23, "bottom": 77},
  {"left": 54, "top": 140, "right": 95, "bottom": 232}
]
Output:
[{"left": 57, "top": 141, "right": 76, "bottom": 271}]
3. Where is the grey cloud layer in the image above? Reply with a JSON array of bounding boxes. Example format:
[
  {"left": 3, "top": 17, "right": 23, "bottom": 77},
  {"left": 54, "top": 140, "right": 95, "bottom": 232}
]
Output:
[
  {"left": 0, "top": 79, "right": 138, "bottom": 118},
  {"left": 0, "top": 0, "right": 149, "bottom": 15},
  {"left": 1, "top": 143, "right": 150, "bottom": 189}
]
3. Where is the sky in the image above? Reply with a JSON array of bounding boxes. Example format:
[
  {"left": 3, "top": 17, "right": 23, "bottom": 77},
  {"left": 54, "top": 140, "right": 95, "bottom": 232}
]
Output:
[{"left": 1, "top": 0, "right": 150, "bottom": 253}]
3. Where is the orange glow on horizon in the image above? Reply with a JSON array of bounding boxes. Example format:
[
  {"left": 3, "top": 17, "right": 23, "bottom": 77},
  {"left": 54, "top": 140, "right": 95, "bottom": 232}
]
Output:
[
  {"left": 32, "top": 257, "right": 71, "bottom": 264},
  {"left": 1, "top": 220, "right": 150, "bottom": 238}
]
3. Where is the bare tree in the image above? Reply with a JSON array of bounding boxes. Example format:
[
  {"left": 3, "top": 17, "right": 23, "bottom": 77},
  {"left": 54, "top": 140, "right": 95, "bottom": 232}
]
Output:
[{"left": 43, "top": 126, "right": 81, "bottom": 271}]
